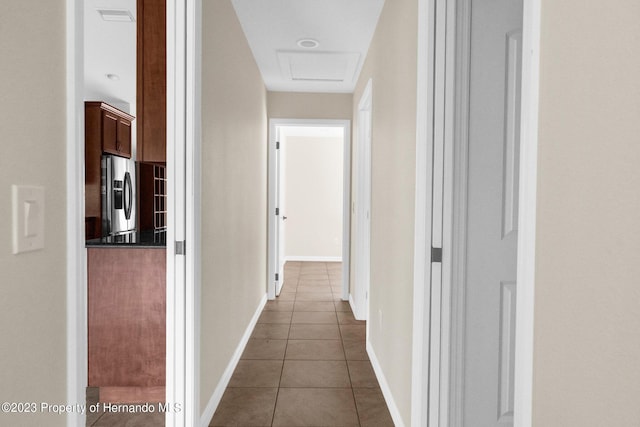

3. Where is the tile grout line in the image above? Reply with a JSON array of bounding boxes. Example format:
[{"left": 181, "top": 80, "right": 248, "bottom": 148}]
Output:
[
  {"left": 270, "top": 332, "right": 288, "bottom": 426},
  {"left": 225, "top": 262, "right": 362, "bottom": 426}
]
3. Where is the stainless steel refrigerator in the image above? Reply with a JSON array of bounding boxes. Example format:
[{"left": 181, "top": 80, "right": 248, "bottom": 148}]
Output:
[{"left": 101, "top": 155, "right": 136, "bottom": 236}]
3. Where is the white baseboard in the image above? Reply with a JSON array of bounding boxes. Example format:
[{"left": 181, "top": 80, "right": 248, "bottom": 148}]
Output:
[
  {"left": 349, "top": 293, "right": 358, "bottom": 319},
  {"left": 285, "top": 256, "right": 343, "bottom": 262},
  {"left": 367, "top": 341, "right": 406, "bottom": 427},
  {"left": 349, "top": 293, "right": 370, "bottom": 321},
  {"left": 199, "top": 293, "right": 268, "bottom": 427}
]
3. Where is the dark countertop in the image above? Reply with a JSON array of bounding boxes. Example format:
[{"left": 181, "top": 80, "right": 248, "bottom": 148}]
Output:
[{"left": 86, "top": 230, "right": 166, "bottom": 248}]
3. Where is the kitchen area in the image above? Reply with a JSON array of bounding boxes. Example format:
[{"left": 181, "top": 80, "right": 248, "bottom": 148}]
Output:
[{"left": 83, "top": 0, "right": 167, "bottom": 405}]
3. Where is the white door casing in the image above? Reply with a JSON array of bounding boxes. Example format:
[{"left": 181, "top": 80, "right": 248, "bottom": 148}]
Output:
[
  {"left": 443, "top": 1, "right": 472, "bottom": 425},
  {"left": 66, "top": 1, "right": 87, "bottom": 426},
  {"left": 352, "top": 79, "right": 372, "bottom": 321},
  {"left": 166, "top": 0, "right": 201, "bottom": 424},
  {"left": 426, "top": 0, "right": 453, "bottom": 424}
]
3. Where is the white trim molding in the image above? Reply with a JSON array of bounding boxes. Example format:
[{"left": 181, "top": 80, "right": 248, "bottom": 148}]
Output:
[
  {"left": 66, "top": 0, "right": 87, "bottom": 426},
  {"left": 411, "top": 0, "right": 436, "bottom": 424},
  {"left": 367, "top": 342, "right": 406, "bottom": 427},
  {"left": 165, "top": 0, "right": 184, "bottom": 424},
  {"left": 166, "top": 0, "right": 201, "bottom": 424},
  {"left": 513, "top": 1, "right": 541, "bottom": 426},
  {"left": 200, "top": 294, "right": 268, "bottom": 427},
  {"left": 185, "top": 0, "right": 203, "bottom": 424},
  {"left": 442, "top": 1, "right": 472, "bottom": 426}
]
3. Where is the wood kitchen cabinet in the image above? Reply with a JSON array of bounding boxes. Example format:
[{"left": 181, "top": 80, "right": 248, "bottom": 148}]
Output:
[
  {"left": 84, "top": 102, "right": 135, "bottom": 239},
  {"left": 88, "top": 247, "right": 166, "bottom": 403},
  {"left": 137, "top": 0, "right": 166, "bottom": 164},
  {"left": 85, "top": 102, "right": 134, "bottom": 158},
  {"left": 101, "top": 110, "right": 132, "bottom": 156},
  {"left": 138, "top": 163, "right": 167, "bottom": 232}
]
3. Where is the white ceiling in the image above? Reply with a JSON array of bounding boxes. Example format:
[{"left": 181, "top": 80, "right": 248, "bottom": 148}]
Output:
[
  {"left": 231, "top": 0, "right": 385, "bottom": 93},
  {"left": 84, "top": 0, "right": 137, "bottom": 113},
  {"left": 83, "top": 0, "right": 385, "bottom": 108}
]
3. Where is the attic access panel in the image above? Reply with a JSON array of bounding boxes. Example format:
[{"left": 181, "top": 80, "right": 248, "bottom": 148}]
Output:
[{"left": 277, "top": 51, "right": 361, "bottom": 82}]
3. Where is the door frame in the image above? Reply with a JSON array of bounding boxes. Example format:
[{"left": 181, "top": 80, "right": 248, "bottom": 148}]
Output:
[
  {"left": 411, "top": 0, "right": 541, "bottom": 426},
  {"left": 65, "top": 0, "right": 199, "bottom": 425},
  {"left": 65, "top": 1, "right": 86, "bottom": 426},
  {"left": 267, "top": 118, "right": 352, "bottom": 301},
  {"left": 352, "top": 80, "right": 373, "bottom": 321},
  {"left": 438, "top": 1, "right": 470, "bottom": 425},
  {"left": 166, "top": 0, "right": 201, "bottom": 425}
]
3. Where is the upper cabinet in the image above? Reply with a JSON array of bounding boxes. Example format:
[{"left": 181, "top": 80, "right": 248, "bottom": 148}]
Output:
[
  {"left": 137, "top": 0, "right": 166, "bottom": 164},
  {"left": 85, "top": 102, "right": 135, "bottom": 159},
  {"left": 101, "top": 108, "right": 133, "bottom": 157}
]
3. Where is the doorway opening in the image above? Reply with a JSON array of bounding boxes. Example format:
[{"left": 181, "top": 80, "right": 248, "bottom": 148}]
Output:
[
  {"left": 268, "top": 119, "right": 351, "bottom": 302},
  {"left": 67, "top": 0, "right": 197, "bottom": 425}
]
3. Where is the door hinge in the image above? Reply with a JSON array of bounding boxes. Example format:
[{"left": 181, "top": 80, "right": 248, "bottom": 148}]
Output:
[
  {"left": 176, "top": 240, "right": 186, "bottom": 255},
  {"left": 276, "top": 141, "right": 280, "bottom": 149},
  {"left": 431, "top": 247, "right": 442, "bottom": 263},
  {"left": 275, "top": 273, "right": 279, "bottom": 282},
  {"left": 275, "top": 207, "right": 280, "bottom": 216}
]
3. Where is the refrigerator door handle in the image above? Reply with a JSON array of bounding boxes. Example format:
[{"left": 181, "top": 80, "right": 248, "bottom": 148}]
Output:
[{"left": 124, "top": 171, "right": 133, "bottom": 220}]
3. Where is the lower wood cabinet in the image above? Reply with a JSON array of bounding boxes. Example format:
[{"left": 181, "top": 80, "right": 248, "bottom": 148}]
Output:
[{"left": 87, "top": 247, "right": 165, "bottom": 403}]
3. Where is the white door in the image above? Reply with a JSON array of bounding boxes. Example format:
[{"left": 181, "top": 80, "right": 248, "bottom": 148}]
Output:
[
  {"left": 463, "top": 0, "right": 522, "bottom": 426},
  {"left": 274, "top": 127, "right": 284, "bottom": 295},
  {"left": 353, "top": 80, "right": 372, "bottom": 321},
  {"left": 277, "top": 135, "right": 286, "bottom": 295}
]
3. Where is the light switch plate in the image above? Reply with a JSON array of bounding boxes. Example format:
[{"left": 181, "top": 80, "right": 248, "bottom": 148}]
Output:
[{"left": 12, "top": 185, "right": 45, "bottom": 254}]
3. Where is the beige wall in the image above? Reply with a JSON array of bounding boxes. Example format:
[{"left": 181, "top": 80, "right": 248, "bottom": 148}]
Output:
[
  {"left": 268, "top": 92, "right": 353, "bottom": 120},
  {"left": 0, "top": 2, "right": 67, "bottom": 426},
  {"left": 533, "top": 1, "right": 640, "bottom": 425},
  {"left": 284, "top": 136, "right": 344, "bottom": 259},
  {"left": 200, "top": 0, "right": 268, "bottom": 415},
  {"left": 352, "top": 0, "right": 418, "bottom": 423}
]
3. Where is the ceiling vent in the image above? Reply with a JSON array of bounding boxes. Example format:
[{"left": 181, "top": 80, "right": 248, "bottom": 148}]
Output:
[
  {"left": 277, "top": 51, "right": 360, "bottom": 83},
  {"left": 97, "top": 9, "right": 135, "bottom": 22}
]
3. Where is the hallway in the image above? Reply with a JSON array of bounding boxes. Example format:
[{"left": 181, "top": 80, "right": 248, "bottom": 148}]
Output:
[{"left": 210, "top": 261, "right": 393, "bottom": 426}]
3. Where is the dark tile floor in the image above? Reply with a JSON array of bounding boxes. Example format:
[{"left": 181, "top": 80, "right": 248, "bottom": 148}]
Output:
[
  {"left": 210, "top": 261, "right": 394, "bottom": 427},
  {"left": 85, "top": 261, "right": 393, "bottom": 426},
  {"left": 85, "top": 387, "right": 164, "bottom": 426}
]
